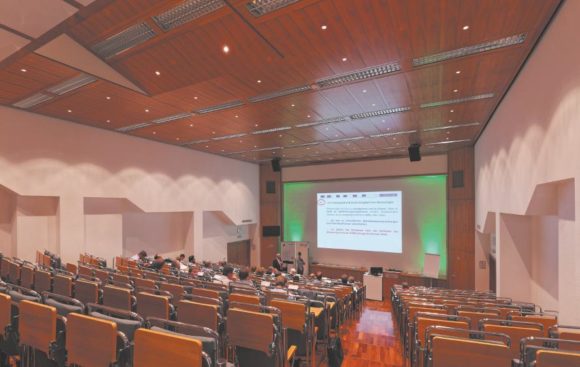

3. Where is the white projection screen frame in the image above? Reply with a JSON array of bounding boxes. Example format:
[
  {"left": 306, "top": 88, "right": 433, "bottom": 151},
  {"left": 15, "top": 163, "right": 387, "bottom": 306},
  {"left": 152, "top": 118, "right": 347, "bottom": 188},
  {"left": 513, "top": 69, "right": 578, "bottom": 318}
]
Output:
[
  {"left": 283, "top": 175, "right": 447, "bottom": 275},
  {"left": 316, "top": 191, "right": 403, "bottom": 253}
]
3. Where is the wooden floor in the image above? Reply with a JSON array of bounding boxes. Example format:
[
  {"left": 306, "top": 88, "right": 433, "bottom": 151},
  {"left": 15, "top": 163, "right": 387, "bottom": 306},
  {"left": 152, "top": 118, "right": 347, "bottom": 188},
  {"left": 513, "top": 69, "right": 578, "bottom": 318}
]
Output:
[{"left": 322, "top": 299, "right": 404, "bottom": 367}]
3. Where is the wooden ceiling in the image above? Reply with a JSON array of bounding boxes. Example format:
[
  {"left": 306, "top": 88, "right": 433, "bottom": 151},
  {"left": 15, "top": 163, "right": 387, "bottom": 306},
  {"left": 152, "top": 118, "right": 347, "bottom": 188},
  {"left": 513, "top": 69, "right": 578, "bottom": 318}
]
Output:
[{"left": 0, "top": 0, "right": 561, "bottom": 166}]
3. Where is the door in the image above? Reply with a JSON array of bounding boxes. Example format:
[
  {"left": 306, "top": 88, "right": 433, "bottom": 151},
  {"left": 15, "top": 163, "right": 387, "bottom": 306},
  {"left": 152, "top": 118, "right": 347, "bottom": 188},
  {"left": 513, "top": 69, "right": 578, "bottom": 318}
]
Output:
[{"left": 227, "top": 240, "right": 250, "bottom": 266}]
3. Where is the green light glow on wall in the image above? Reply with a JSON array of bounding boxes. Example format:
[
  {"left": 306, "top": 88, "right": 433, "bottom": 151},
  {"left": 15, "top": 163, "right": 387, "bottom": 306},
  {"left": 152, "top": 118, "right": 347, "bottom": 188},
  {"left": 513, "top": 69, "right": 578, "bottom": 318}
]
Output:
[
  {"left": 283, "top": 182, "right": 314, "bottom": 241},
  {"left": 407, "top": 175, "right": 448, "bottom": 275}
]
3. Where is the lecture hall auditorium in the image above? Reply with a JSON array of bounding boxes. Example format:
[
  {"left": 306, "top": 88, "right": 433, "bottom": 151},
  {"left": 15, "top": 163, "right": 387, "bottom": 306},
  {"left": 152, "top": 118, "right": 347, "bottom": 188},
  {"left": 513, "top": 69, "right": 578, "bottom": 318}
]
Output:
[{"left": 0, "top": 0, "right": 577, "bottom": 366}]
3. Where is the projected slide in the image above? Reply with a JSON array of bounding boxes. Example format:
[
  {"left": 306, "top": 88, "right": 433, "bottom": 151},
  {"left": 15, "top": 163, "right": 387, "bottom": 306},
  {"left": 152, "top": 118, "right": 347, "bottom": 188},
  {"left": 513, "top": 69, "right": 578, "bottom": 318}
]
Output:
[{"left": 317, "top": 191, "right": 402, "bottom": 253}]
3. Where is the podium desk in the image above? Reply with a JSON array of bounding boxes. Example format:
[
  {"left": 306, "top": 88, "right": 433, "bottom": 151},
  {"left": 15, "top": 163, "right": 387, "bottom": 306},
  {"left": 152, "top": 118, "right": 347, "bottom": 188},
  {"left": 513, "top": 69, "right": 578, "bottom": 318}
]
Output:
[{"left": 363, "top": 273, "right": 383, "bottom": 301}]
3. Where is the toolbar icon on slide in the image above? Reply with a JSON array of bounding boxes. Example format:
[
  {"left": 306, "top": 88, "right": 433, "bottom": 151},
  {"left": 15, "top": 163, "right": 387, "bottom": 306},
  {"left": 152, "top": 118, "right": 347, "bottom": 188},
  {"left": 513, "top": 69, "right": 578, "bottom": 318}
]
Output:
[{"left": 318, "top": 198, "right": 326, "bottom": 206}]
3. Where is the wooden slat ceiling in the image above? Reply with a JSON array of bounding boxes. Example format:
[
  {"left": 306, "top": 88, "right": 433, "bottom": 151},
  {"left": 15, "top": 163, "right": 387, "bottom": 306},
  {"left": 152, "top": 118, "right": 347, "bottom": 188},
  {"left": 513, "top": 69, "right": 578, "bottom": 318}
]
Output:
[{"left": 0, "top": 0, "right": 561, "bottom": 166}]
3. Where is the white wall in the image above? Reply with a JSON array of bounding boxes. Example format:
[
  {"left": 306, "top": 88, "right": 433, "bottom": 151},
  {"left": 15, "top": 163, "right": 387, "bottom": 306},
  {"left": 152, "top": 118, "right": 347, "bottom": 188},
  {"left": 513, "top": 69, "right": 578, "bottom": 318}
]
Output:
[
  {"left": 0, "top": 105, "right": 259, "bottom": 265},
  {"left": 475, "top": 0, "right": 580, "bottom": 323}
]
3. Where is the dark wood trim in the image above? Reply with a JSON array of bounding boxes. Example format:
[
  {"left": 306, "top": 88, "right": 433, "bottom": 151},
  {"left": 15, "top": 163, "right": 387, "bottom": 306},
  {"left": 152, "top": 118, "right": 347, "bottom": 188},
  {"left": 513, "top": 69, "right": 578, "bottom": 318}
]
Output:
[{"left": 0, "top": 24, "right": 34, "bottom": 41}]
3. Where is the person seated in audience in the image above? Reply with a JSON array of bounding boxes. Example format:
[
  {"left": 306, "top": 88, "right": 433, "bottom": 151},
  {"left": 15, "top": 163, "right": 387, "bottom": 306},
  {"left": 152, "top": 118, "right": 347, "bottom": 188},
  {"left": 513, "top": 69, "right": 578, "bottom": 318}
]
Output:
[
  {"left": 266, "top": 266, "right": 275, "bottom": 275},
  {"left": 341, "top": 274, "right": 349, "bottom": 285},
  {"left": 250, "top": 265, "right": 257, "bottom": 273},
  {"left": 149, "top": 255, "right": 165, "bottom": 270},
  {"left": 188, "top": 255, "right": 195, "bottom": 265},
  {"left": 231, "top": 267, "right": 254, "bottom": 288},
  {"left": 288, "top": 268, "right": 297, "bottom": 277},
  {"left": 130, "top": 250, "right": 148, "bottom": 263},
  {"left": 348, "top": 276, "right": 356, "bottom": 284},
  {"left": 214, "top": 264, "right": 236, "bottom": 286},
  {"left": 270, "top": 275, "right": 288, "bottom": 294},
  {"left": 176, "top": 253, "right": 188, "bottom": 271},
  {"left": 272, "top": 253, "right": 286, "bottom": 271},
  {"left": 255, "top": 267, "right": 265, "bottom": 277}
]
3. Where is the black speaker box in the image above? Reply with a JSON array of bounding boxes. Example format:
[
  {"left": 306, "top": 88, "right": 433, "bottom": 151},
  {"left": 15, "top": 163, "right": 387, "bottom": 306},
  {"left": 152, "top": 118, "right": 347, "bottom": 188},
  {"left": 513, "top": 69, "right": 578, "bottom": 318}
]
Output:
[
  {"left": 271, "top": 158, "right": 281, "bottom": 172},
  {"left": 408, "top": 143, "right": 421, "bottom": 162}
]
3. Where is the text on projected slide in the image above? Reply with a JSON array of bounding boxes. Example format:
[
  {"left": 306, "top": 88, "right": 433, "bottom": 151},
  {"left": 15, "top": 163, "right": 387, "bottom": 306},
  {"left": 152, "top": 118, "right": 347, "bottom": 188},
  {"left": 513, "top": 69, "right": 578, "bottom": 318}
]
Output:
[{"left": 317, "top": 191, "right": 402, "bottom": 253}]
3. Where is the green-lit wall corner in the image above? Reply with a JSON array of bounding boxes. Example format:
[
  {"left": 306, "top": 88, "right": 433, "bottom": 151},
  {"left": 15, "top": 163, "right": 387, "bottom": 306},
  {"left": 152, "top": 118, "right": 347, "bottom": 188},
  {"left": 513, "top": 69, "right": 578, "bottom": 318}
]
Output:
[
  {"left": 407, "top": 175, "right": 448, "bottom": 276},
  {"left": 283, "top": 182, "right": 314, "bottom": 241}
]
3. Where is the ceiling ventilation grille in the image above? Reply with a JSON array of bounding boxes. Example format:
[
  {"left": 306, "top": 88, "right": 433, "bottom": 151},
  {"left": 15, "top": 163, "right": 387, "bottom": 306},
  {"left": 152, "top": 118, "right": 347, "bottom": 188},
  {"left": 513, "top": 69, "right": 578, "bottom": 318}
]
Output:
[
  {"left": 212, "top": 133, "right": 247, "bottom": 141},
  {"left": 12, "top": 93, "right": 53, "bottom": 109},
  {"left": 423, "top": 122, "right": 480, "bottom": 132},
  {"left": 46, "top": 74, "right": 98, "bottom": 95},
  {"left": 252, "top": 146, "right": 282, "bottom": 152},
  {"left": 295, "top": 116, "right": 349, "bottom": 128},
  {"left": 251, "top": 126, "right": 292, "bottom": 135},
  {"left": 184, "top": 139, "right": 211, "bottom": 145},
  {"left": 316, "top": 61, "right": 401, "bottom": 89},
  {"left": 116, "top": 122, "right": 152, "bottom": 132},
  {"left": 324, "top": 136, "right": 365, "bottom": 144},
  {"left": 370, "top": 130, "right": 417, "bottom": 138},
  {"left": 248, "top": 84, "right": 312, "bottom": 103},
  {"left": 350, "top": 106, "right": 411, "bottom": 120},
  {"left": 420, "top": 93, "right": 495, "bottom": 108},
  {"left": 153, "top": 0, "right": 225, "bottom": 31},
  {"left": 413, "top": 34, "right": 527, "bottom": 66},
  {"left": 92, "top": 23, "right": 157, "bottom": 59},
  {"left": 246, "top": 0, "right": 300, "bottom": 17},
  {"left": 286, "top": 142, "right": 319, "bottom": 149},
  {"left": 426, "top": 139, "right": 472, "bottom": 145},
  {"left": 195, "top": 100, "right": 244, "bottom": 114},
  {"left": 151, "top": 112, "right": 194, "bottom": 125}
]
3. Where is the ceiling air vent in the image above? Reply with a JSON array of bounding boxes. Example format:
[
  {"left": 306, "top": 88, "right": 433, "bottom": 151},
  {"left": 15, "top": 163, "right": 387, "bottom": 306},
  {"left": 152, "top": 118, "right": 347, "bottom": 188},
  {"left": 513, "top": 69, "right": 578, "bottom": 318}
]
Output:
[
  {"left": 153, "top": 0, "right": 225, "bottom": 31},
  {"left": 423, "top": 122, "right": 480, "bottom": 132},
  {"left": 248, "top": 84, "right": 312, "bottom": 103},
  {"left": 195, "top": 100, "right": 244, "bottom": 114},
  {"left": 370, "top": 130, "right": 417, "bottom": 138},
  {"left": 324, "top": 136, "right": 365, "bottom": 144},
  {"left": 251, "top": 126, "right": 292, "bottom": 135},
  {"left": 413, "top": 34, "right": 527, "bottom": 67},
  {"left": 294, "top": 116, "right": 349, "bottom": 128},
  {"left": 316, "top": 61, "right": 401, "bottom": 89},
  {"left": 12, "top": 93, "right": 53, "bottom": 109},
  {"left": 151, "top": 112, "right": 194, "bottom": 125},
  {"left": 426, "top": 139, "right": 472, "bottom": 146},
  {"left": 420, "top": 93, "right": 495, "bottom": 109},
  {"left": 116, "top": 122, "right": 152, "bottom": 132},
  {"left": 46, "top": 74, "right": 97, "bottom": 95},
  {"left": 252, "top": 146, "right": 282, "bottom": 152},
  {"left": 92, "top": 23, "right": 157, "bottom": 59},
  {"left": 350, "top": 106, "right": 411, "bottom": 120},
  {"left": 246, "top": 0, "right": 300, "bottom": 17},
  {"left": 212, "top": 133, "right": 247, "bottom": 141}
]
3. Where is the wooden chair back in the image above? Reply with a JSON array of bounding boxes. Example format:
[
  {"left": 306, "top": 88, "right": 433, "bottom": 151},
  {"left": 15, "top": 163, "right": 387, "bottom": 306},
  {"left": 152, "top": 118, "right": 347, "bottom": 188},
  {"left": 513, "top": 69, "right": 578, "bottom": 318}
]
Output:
[
  {"left": 191, "top": 287, "right": 220, "bottom": 299},
  {"left": 160, "top": 283, "right": 185, "bottom": 303},
  {"left": 20, "top": 266, "right": 35, "bottom": 289},
  {"left": 78, "top": 265, "right": 94, "bottom": 277},
  {"left": 510, "top": 314, "right": 557, "bottom": 337},
  {"left": 75, "top": 279, "right": 100, "bottom": 305},
  {"left": 18, "top": 300, "right": 57, "bottom": 354},
  {"left": 270, "top": 299, "right": 307, "bottom": 331},
  {"left": 34, "top": 269, "right": 52, "bottom": 294},
  {"left": 133, "top": 328, "right": 202, "bottom": 367},
  {"left": 103, "top": 285, "right": 133, "bottom": 311},
  {"left": 113, "top": 273, "right": 131, "bottom": 284},
  {"left": 430, "top": 335, "right": 511, "bottom": 367},
  {"left": 416, "top": 317, "right": 470, "bottom": 346},
  {"left": 133, "top": 277, "right": 156, "bottom": 289},
  {"left": 536, "top": 349, "right": 580, "bottom": 366},
  {"left": 53, "top": 274, "right": 73, "bottom": 297},
  {"left": 482, "top": 320, "right": 543, "bottom": 359},
  {"left": 457, "top": 310, "right": 500, "bottom": 329},
  {"left": 94, "top": 268, "right": 111, "bottom": 284},
  {"left": 227, "top": 308, "right": 275, "bottom": 354},
  {"left": 66, "top": 313, "right": 118, "bottom": 367},
  {"left": 65, "top": 263, "right": 78, "bottom": 275},
  {"left": 136, "top": 292, "right": 170, "bottom": 320},
  {"left": 8, "top": 261, "right": 21, "bottom": 284},
  {"left": 230, "top": 293, "right": 261, "bottom": 307},
  {"left": 177, "top": 300, "right": 219, "bottom": 331},
  {"left": 0, "top": 293, "right": 11, "bottom": 337}
]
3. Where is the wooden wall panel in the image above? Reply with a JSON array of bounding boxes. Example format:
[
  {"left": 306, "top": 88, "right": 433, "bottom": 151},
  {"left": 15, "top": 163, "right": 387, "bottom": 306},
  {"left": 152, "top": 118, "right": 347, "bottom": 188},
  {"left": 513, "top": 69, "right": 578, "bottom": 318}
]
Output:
[
  {"left": 447, "top": 147, "right": 475, "bottom": 289},
  {"left": 259, "top": 163, "right": 281, "bottom": 267}
]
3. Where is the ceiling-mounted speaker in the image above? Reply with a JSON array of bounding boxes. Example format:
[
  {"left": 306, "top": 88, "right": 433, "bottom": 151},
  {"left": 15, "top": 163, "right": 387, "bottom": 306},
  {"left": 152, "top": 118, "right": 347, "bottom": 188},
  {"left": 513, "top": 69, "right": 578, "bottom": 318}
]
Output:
[
  {"left": 271, "top": 157, "right": 281, "bottom": 172},
  {"left": 408, "top": 143, "right": 421, "bottom": 162}
]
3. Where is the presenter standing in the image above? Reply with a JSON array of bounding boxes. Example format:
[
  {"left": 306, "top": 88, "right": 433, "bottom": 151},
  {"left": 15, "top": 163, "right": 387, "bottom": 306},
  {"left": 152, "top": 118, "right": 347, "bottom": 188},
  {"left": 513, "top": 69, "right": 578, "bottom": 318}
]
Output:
[
  {"left": 273, "top": 253, "right": 286, "bottom": 271},
  {"left": 296, "top": 252, "right": 305, "bottom": 275}
]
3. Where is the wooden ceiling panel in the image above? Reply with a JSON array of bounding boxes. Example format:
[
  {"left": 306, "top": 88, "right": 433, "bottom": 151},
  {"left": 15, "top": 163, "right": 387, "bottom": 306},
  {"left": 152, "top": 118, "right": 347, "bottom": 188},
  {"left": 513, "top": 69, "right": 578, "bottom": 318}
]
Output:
[
  {"left": 0, "top": 0, "right": 561, "bottom": 166},
  {"left": 33, "top": 80, "right": 182, "bottom": 129},
  {"left": 0, "top": 53, "right": 79, "bottom": 104}
]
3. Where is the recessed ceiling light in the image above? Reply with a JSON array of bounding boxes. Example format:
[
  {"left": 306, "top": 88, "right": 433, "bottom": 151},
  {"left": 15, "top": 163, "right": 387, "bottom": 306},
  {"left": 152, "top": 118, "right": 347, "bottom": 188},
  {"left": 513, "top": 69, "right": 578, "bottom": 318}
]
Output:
[
  {"left": 307, "top": 115, "right": 311, "bottom": 118},
  {"left": 189, "top": 124, "right": 193, "bottom": 127},
  {"left": 291, "top": 104, "right": 295, "bottom": 107},
  {"left": 222, "top": 45, "right": 230, "bottom": 54},
  {"left": 362, "top": 89, "right": 367, "bottom": 93},
  {"left": 67, "top": 109, "right": 72, "bottom": 113},
  {"left": 257, "top": 80, "right": 261, "bottom": 84},
  {"left": 155, "top": 71, "right": 161, "bottom": 76},
  {"left": 212, "top": 131, "right": 216, "bottom": 134},
  {"left": 463, "top": 25, "right": 470, "bottom": 30},
  {"left": 321, "top": 25, "right": 327, "bottom": 30},
  {"left": 153, "top": 131, "right": 157, "bottom": 135},
  {"left": 372, "top": 103, "right": 376, "bottom": 106},
  {"left": 254, "top": 145, "right": 257, "bottom": 148},
  {"left": 194, "top": 96, "right": 198, "bottom": 100},
  {"left": 291, "top": 140, "right": 295, "bottom": 143},
  {"left": 20, "top": 68, "right": 27, "bottom": 73},
  {"left": 106, "top": 119, "right": 110, "bottom": 123},
  {"left": 446, "top": 137, "right": 450, "bottom": 140},
  {"left": 254, "top": 123, "right": 258, "bottom": 127},
  {"left": 342, "top": 57, "right": 347, "bottom": 62},
  {"left": 145, "top": 109, "right": 150, "bottom": 112},
  {"left": 278, "top": 134, "right": 282, "bottom": 137},
  {"left": 453, "top": 89, "right": 458, "bottom": 93},
  {"left": 455, "top": 70, "right": 461, "bottom": 74},
  {"left": 448, "top": 119, "right": 453, "bottom": 123},
  {"left": 106, "top": 96, "right": 111, "bottom": 100},
  {"left": 450, "top": 109, "right": 454, "bottom": 113},
  {"left": 221, "top": 149, "right": 225, "bottom": 152},
  {"left": 447, "top": 131, "right": 450, "bottom": 134},
  {"left": 205, "top": 145, "right": 209, "bottom": 148},
  {"left": 176, "top": 137, "right": 180, "bottom": 141},
  {"left": 239, "top": 140, "right": 243, "bottom": 143}
]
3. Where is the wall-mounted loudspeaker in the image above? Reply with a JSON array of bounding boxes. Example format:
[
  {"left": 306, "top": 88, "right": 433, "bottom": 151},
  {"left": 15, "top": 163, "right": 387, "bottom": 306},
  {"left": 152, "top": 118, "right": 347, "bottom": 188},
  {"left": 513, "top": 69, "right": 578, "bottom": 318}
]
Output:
[
  {"left": 408, "top": 143, "right": 421, "bottom": 162},
  {"left": 271, "top": 157, "right": 281, "bottom": 172}
]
